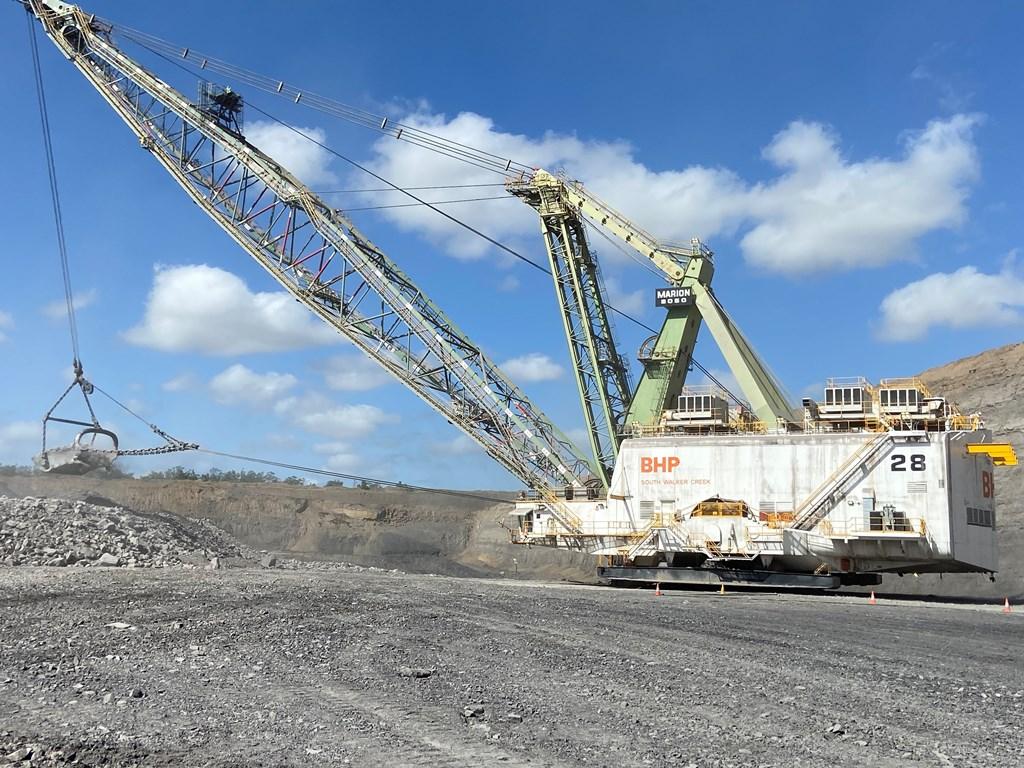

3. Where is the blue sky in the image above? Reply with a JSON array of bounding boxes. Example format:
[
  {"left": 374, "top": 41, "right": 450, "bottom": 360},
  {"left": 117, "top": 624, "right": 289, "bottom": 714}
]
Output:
[{"left": 1, "top": 1, "right": 1021, "bottom": 488}]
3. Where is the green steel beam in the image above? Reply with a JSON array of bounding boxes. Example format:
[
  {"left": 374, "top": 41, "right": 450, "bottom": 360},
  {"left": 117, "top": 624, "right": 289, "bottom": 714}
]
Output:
[
  {"left": 624, "top": 256, "right": 712, "bottom": 428},
  {"left": 511, "top": 174, "right": 633, "bottom": 488},
  {"left": 692, "top": 285, "right": 795, "bottom": 425}
]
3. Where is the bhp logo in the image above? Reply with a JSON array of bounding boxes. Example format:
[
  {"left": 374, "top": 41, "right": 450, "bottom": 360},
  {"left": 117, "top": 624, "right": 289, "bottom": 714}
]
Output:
[{"left": 640, "top": 456, "right": 680, "bottom": 473}]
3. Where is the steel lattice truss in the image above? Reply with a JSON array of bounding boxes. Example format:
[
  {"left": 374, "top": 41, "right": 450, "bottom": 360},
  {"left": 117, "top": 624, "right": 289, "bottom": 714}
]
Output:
[
  {"left": 25, "top": 1, "right": 595, "bottom": 497},
  {"left": 509, "top": 177, "right": 633, "bottom": 488}
]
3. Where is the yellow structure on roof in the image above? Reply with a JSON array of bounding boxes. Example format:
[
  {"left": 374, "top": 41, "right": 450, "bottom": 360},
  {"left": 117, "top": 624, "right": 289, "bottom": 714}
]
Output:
[{"left": 967, "top": 443, "right": 1018, "bottom": 466}]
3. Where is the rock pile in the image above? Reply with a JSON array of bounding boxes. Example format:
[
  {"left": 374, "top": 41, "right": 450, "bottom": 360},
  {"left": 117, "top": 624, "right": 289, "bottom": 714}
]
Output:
[{"left": 0, "top": 495, "right": 254, "bottom": 568}]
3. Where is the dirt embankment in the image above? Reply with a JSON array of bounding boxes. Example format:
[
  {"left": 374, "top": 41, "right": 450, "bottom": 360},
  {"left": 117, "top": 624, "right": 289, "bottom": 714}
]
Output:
[
  {"left": 893, "top": 340, "right": 1024, "bottom": 598},
  {"left": 0, "top": 475, "right": 596, "bottom": 582}
]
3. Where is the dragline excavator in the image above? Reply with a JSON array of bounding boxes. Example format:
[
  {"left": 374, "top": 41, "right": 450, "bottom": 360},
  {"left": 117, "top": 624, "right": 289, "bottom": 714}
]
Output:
[
  {"left": 21, "top": 0, "right": 796, "bottom": 487},
  {"left": 19, "top": 0, "right": 791, "bottom": 490},
  {"left": 23, "top": 0, "right": 1015, "bottom": 588}
]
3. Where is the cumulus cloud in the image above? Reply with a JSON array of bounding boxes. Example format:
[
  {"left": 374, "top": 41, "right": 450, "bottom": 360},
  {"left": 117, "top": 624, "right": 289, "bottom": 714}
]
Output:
[
  {"left": 500, "top": 353, "right": 564, "bottom": 383},
  {"left": 0, "top": 421, "right": 38, "bottom": 464},
  {"left": 498, "top": 274, "right": 521, "bottom": 292},
  {"left": 741, "top": 116, "right": 979, "bottom": 272},
  {"left": 602, "top": 275, "right": 646, "bottom": 316},
  {"left": 162, "top": 373, "right": 200, "bottom": 392},
  {"left": 123, "top": 264, "right": 340, "bottom": 355},
  {"left": 0, "top": 310, "right": 12, "bottom": 342},
  {"left": 274, "top": 393, "right": 396, "bottom": 439},
  {"left": 323, "top": 451, "right": 362, "bottom": 473},
  {"left": 358, "top": 111, "right": 979, "bottom": 274},
  {"left": 566, "top": 427, "right": 590, "bottom": 447},
  {"left": 429, "top": 434, "right": 480, "bottom": 456},
  {"left": 42, "top": 289, "right": 97, "bottom": 321},
  {"left": 316, "top": 354, "right": 393, "bottom": 392},
  {"left": 878, "top": 262, "right": 1024, "bottom": 341},
  {"left": 209, "top": 364, "right": 298, "bottom": 407},
  {"left": 245, "top": 120, "right": 336, "bottom": 186},
  {"left": 312, "top": 441, "right": 362, "bottom": 473}
]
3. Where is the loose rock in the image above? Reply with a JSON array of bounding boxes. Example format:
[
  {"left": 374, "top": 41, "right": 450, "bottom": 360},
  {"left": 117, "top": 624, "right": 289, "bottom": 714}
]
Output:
[
  {"left": 397, "top": 666, "right": 435, "bottom": 679},
  {"left": 0, "top": 496, "right": 257, "bottom": 569}
]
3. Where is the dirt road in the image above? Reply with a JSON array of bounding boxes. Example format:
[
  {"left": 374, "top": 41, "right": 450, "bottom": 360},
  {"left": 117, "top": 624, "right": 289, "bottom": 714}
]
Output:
[{"left": 1, "top": 566, "right": 1021, "bottom": 767}]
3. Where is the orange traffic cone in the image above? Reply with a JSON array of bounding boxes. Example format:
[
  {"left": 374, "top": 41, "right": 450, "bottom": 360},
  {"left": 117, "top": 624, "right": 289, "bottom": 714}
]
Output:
[
  {"left": 868, "top": 591, "right": 877, "bottom": 605},
  {"left": 654, "top": 582, "right": 663, "bottom": 597},
  {"left": 719, "top": 583, "right": 726, "bottom": 595},
  {"left": 1003, "top": 598, "right": 1012, "bottom": 615}
]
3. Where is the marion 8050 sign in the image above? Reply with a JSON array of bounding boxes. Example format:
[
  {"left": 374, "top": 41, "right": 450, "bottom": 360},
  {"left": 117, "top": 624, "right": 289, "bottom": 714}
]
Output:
[{"left": 654, "top": 287, "right": 695, "bottom": 308}]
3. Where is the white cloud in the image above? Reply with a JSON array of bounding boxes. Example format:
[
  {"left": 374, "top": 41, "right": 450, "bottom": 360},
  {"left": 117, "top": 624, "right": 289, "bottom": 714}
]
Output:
[
  {"left": 359, "top": 111, "right": 979, "bottom": 274},
  {"left": 245, "top": 120, "right": 336, "bottom": 186},
  {"left": 124, "top": 398, "right": 147, "bottom": 415},
  {"left": 566, "top": 427, "right": 590, "bottom": 447},
  {"left": 0, "top": 421, "right": 38, "bottom": 464},
  {"left": 498, "top": 274, "right": 521, "bottom": 292},
  {"left": 123, "top": 264, "right": 339, "bottom": 355},
  {"left": 740, "top": 116, "right": 979, "bottom": 272},
  {"left": 209, "top": 364, "right": 298, "bottom": 407},
  {"left": 878, "top": 262, "right": 1024, "bottom": 342},
  {"left": 311, "top": 441, "right": 362, "bottom": 473},
  {"left": 274, "top": 393, "right": 396, "bottom": 439},
  {"left": 316, "top": 354, "right": 392, "bottom": 391},
  {"left": 500, "top": 353, "right": 564, "bottom": 383},
  {"left": 602, "top": 275, "right": 646, "bottom": 316},
  {"left": 429, "top": 434, "right": 480, "bottom": 456},
  {"left": 0, "top": 310, "right": 12, "bottom": 343},
  {"left": 323, "top": 452, "right": 362, "bottom": 473},
  {"left": 162, "top": 373, "right": 200, "bottom": 392},
  {"left": 42, "top": 289, "right": 97, "bottom": 320},
  {"left": 688, "top": 367, "right": 742, "bottom": 400},
  {"left": 262, "top": 433, "right": 303, "bottom": 451},
  {"left": 910, "top": 45, "right": 973, "bottom": 113}
]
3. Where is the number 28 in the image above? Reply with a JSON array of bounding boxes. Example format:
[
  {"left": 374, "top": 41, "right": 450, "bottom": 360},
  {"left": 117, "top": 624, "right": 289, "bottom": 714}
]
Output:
[{"left": 891, "top": 454, "right": 926, "bottom": 472}]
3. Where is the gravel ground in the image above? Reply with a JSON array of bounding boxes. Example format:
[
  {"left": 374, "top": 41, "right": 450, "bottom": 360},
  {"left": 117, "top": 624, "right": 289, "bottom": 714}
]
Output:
[{"left": 1, "top": 567, "right": 1021, "bottom": 768}]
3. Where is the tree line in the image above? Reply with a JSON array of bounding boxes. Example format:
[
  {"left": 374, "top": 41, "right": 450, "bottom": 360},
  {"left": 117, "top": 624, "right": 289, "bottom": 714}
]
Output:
[{"left": 0, "top": 463, "right": 379, "bottom": 488}]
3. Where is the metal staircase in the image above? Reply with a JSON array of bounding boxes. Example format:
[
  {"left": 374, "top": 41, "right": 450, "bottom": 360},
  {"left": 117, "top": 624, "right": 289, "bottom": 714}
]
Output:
[{"left": 791, "top": 432, "right": 910, "bottom": 531}]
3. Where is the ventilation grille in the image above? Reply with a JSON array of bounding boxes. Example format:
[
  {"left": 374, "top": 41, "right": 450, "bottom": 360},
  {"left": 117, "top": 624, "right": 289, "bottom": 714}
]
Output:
[
  {"left": 638, "top": 500, "right": 655, "bottom": 520},
  {"left": 759, "top": 501, "right": 794, "bottom": 513}
]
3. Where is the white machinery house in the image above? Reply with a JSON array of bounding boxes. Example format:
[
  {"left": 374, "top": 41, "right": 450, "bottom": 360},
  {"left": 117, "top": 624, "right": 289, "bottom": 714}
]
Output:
[{"left": 514, "top": 379, "right": 1013, "bottom": 589}]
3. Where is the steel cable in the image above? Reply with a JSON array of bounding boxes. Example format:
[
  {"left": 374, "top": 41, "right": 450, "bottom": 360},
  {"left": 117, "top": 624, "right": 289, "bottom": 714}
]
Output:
[
  {"left": 27, "top": 14, "right": 80, "bottom": 365},
  {"left": 196, "top": 449, "right": 514, "bottom": 505}
]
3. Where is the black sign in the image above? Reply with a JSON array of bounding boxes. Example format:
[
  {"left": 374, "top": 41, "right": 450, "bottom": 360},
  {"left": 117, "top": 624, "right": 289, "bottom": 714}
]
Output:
[{"left": 655, "top": 286, "right": 695, "bottom": 308}]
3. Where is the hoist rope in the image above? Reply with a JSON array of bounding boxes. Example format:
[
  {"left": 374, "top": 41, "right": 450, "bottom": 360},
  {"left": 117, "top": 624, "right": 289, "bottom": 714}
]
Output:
[
  {"left": 25, "top": 8, "right": 750, "bottom": 492},
  {"left": 342, "top": 194, "right": 513, "bottom": 213},
  {"left": 107, "top": 20, "right": 532, "bottom": 177},
  {"left": 27, "top": 14, "right": 80, "bottom": 365},
  {"left": 133, "top": 32, "right": 752, "bottom": 411},
  {"left": 317, "top": 183, "right": 508, "bottom": 194},
  {"left": 244, "top": 102, "right": 549, "bottom": 274},
  {"left": 90, "top": 382, "right": 512, "bottom": 501},
  {"left": 24, "top": 13, "right": 218, "bottom": 461},
  {"left": 89, "top": 383, "right": 198, "bottom": 454},
  {"left": 195, "top": 449, "right": 514, "bottom": 505},
  {"left": 130, "top": 38, "right": 734, "bottom": 385},
  {"left": 250, "top": 109, "right": 750, "bottom": 406}
]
